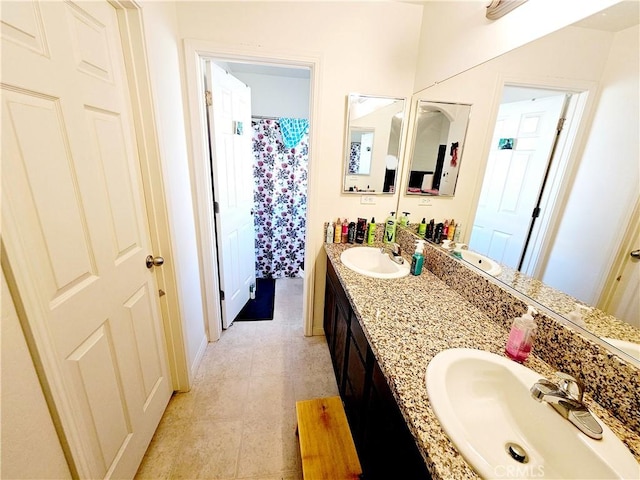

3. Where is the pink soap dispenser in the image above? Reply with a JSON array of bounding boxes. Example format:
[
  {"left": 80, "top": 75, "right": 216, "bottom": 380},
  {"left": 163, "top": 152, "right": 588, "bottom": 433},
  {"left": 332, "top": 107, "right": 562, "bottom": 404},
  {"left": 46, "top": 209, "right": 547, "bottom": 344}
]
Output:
[{"left": 505, "top": 306, "right": 538, "bottom": 362}]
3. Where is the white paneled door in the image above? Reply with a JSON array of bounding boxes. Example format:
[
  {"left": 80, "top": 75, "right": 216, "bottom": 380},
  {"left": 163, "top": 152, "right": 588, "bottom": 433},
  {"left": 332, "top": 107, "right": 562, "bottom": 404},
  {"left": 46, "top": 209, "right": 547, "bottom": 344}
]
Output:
[
  {"left": 1, "top": 2, "right": 171, "bottom": 478},
  {"left": 206, "top": 62, "right": 256, "bottom": 328},
  {"left": 470, "top": 94, "right": 566, "bottom": 269}
]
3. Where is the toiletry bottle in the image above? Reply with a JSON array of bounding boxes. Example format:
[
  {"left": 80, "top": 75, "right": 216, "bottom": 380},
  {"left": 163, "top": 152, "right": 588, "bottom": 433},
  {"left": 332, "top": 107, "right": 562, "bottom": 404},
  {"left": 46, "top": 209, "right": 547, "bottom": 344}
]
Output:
[
  {"left": 334, "top": 218, "right": 342, "bottom": 243},
  {"left": 434, "top": 222, "right": 444, "bottom": 243},
  {"left": 447, "top": 219, "right": 456, "bottom": 240},
  {"left": 418, "top": 218, "right": 427, "bottom": 237},
  {"left": 367, "top": 218, "right": 376, "bottom": 245},
  {"left": 325, "top": 220, "right": 334, "bottom": 244},
  {"left": 426, "top": 219, "right": 434, "bottom": 241},
  {"left": 453, "top": 223, "right": 461, "bottom": 243},
  {"left": 505, "top": 306, "right": 538, "bottom": 363},
  {"left": 410, "top": 240, "right": 426, "bottom": 276},
  {"left": 347, "top": 221, "right": 356, "bottom": 244},
  {"left": 384, "top": 212, "right": 397, "bottom": 243},
  {"left": 355, "top": 218, "right": 366, "bottom": 244},
  {"left": 443, "top": 219, "right": 449, "bottom": 239},
  {"left": 399, "top": 211, "right": 410, "bottom": 227},
  {"left": 341, "top": 219, "right": 349, "bottom": 243}
]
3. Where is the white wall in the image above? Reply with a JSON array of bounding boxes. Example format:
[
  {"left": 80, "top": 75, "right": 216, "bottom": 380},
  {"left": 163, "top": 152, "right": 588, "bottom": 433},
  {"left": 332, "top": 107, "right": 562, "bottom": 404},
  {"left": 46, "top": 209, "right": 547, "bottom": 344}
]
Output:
[
  {"left": 1, "top": 272, "right": 72, "bottom": 479},
  {"left": 142, "top": 1, "right": 208, "bottom": 387},
  {"left": 175, "top": 1, "right": 423, "bottom": 333},
  {"left": 231, "top": 71, "right": 310, "bottom": 118},
  {"left": 542, "top": 24, "right": 639, "bottom": 303},
  {"left": 415, "top": 0, "right": 622, "bottom": 89},
  {"left": 398, "top": 25, "right": 614, "bottom": 246}
]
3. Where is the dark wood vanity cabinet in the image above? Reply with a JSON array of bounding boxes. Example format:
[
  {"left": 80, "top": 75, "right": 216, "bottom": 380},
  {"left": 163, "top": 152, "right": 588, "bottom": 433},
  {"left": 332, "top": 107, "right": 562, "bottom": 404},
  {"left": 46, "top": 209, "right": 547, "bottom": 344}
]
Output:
[{"left": 324, "top": 261, "right": 431, "bottom": 480}]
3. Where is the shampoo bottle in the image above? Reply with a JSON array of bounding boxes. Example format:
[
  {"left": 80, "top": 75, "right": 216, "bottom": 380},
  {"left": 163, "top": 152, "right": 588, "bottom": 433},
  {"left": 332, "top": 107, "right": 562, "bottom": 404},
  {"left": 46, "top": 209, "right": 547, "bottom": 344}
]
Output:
[
  {"left": 355, "top": 218, "right": 367, "bottom": 244},
  {"left": 453, "top": 223, "right": 462, "bottom": 243},
  {"left": 418, "top": 218, "right": 427, "bottom": 237},
  {"left": 505, "top": 306, "right": 538, "bottom": 363},
  {"left": 347, "top": 221, "right": 357, "bottom": 244},
  {"left": 367, "top": 218, "right": 376, "bottom": 245},
  {"left": 399, "top": 212, "right": 410, "bottom": 227},
  {"left": 341, "top": 219, "right": 349, "bottom": 243},
  {"left": 447, "top": 219, "right": 456, "bottom": 240},
  {"left": 334, "top": 218, "right": 342, "bottom": 243},
  {"left": 325, "top": 220, "right": 334, "bottom": 244},
  {"left": 410, "top": 240, "right": 426, "bottom": 276},
  {"left": 384, "top": 212, "right": 397, "bottom": 243}
]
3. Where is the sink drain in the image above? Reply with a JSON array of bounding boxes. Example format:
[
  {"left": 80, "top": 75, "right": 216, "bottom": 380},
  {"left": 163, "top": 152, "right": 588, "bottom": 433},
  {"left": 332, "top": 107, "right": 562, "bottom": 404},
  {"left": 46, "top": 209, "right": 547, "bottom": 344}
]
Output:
[{"left": 505, "top": 442, "right": 528, "bottom": 463}]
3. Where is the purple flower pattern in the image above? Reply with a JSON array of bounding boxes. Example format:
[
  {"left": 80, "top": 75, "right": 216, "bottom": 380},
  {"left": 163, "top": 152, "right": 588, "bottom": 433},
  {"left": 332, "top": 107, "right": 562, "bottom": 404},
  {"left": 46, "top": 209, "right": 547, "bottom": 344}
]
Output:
[{"left": 252, "top": 119, "right": 308, "bottom": 278}]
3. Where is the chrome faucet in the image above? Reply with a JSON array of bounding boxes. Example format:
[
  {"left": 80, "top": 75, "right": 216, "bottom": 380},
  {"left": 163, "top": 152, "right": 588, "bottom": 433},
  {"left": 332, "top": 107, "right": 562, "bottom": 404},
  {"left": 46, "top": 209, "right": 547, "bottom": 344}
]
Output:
[
  {"left": 530, "top": 372, "right": 603, "bottom": 439},
  {"left": 381, "top": 243, "right": 404, "bottom": 264}
]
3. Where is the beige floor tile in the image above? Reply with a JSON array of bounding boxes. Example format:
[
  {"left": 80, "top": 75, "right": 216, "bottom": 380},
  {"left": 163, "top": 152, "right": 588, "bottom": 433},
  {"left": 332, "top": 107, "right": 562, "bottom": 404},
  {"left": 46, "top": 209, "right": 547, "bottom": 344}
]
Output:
[
  {"left": 171, "top": 419, "right": 243, "bottom": 479},
  {"left": 194, "top": 376, "right": 250, "bottom": 421},
  {"left": 236, "top": 416, "right": 301, "bottom": 478},
  {"left": 244, "top": 374, "right": 296, "bottom": 420},
  {"left": 135, "top": 419, "right": 187, "bottom": 479},
  {"left": 292, "top": 372, "right": 339, "bottom": 402}
]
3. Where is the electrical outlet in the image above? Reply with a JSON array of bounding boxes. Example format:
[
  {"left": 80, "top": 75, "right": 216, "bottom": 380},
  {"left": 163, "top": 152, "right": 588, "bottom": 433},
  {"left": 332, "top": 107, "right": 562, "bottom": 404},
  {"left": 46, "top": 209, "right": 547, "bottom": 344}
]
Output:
[
  {"left": 360, "top": 195, "right": 376, "bottom": 205},
  {"left": 418, "top": 198, "right": 432, "bottom": 206}
]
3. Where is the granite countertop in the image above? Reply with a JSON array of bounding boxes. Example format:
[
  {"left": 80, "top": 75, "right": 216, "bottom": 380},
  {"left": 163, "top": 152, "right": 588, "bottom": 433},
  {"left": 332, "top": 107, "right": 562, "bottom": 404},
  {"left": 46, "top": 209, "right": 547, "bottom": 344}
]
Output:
[{"left": 324, "top": 242, "right": 640, "bottom": 480}]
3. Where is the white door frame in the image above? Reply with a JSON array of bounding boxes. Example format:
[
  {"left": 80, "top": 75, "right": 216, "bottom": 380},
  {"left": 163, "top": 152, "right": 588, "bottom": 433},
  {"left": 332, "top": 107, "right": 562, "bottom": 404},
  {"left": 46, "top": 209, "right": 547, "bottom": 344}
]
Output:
[
  {"left": 1, "top": 1, "right": 184, "bottom": 476},
  {"left": 469, "top": 74, "right": 599, "bottom": 277},
  {"left": 183, "top": 39, "right": 321, "bottom": 341}
]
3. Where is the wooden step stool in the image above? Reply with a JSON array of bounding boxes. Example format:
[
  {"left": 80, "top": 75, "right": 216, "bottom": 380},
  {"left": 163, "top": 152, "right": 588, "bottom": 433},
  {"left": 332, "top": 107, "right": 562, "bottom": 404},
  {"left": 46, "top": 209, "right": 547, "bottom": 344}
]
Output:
[{"left": 295, "top": 396, "right": 363, "bottom": 480}]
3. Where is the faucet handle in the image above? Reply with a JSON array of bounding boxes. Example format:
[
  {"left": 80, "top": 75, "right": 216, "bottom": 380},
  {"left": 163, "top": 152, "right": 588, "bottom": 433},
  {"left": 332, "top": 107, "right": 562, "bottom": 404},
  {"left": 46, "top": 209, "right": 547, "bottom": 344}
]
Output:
[{"left": 556, "top": 372, "right": 584, "bottom": 402}]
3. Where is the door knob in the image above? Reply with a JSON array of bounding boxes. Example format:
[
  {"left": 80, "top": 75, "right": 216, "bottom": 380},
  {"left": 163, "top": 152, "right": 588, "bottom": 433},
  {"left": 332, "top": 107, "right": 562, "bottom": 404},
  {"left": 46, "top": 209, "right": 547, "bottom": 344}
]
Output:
[
  {"left": 146, "top": 255, "right": 165, "bottom": 269},
  {"left": 631, "top": 249, "right": 640, "bottom": 259}
]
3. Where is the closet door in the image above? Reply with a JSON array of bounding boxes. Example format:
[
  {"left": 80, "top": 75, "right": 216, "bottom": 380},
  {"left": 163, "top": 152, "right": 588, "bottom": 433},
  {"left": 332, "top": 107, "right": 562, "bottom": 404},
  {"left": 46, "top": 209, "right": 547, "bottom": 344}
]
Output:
[{"left": 1, "top": 2, "right": 171, "bottom": 477}]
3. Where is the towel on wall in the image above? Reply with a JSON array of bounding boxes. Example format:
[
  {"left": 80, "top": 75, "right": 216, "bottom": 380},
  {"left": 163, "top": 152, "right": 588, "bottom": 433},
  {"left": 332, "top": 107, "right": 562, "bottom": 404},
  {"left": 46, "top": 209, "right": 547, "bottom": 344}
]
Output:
[{"left": 279, "top": 117, "right": 309, "bottom": 149}]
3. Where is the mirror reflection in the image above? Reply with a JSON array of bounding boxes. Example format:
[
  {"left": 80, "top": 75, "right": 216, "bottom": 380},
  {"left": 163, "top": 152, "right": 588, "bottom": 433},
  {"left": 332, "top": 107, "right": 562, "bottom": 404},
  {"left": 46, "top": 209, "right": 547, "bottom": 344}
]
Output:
[
  {"left": 406, "top": 101, "right": 471, "bottom": 197},
  {"left": 396, "top": 2, "right": 639, "bottom": 359},
  {"left": 343, "top": 94, "right": 405, "bottom": 194}
]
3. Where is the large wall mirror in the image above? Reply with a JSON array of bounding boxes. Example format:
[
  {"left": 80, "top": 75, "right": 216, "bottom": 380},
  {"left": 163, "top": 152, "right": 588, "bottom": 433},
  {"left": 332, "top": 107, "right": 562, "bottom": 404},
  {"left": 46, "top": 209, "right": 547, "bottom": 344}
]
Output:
[
  {"left": 396, "top": 2, "right": 639, "bottom": 362},
  {"left": 343, "top": 94, "right": 406, "bottom": 194},
  {"left": 405, "top": 101, "right": 471, "bottom": 197}
]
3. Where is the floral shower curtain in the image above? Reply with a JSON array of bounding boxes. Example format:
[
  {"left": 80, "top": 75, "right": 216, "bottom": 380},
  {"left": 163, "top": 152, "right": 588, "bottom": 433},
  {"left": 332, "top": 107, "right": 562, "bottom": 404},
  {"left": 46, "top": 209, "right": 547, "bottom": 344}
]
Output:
[{"left": 252, "top": 118, "right": 308, "bottom": 278}]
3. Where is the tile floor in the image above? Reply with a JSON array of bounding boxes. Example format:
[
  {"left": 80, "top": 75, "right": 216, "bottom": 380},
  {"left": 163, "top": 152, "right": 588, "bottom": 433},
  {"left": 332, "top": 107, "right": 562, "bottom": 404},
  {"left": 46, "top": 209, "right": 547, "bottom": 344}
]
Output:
[{"left": 135, "top": 277, "right": 339, "bottom": 480}]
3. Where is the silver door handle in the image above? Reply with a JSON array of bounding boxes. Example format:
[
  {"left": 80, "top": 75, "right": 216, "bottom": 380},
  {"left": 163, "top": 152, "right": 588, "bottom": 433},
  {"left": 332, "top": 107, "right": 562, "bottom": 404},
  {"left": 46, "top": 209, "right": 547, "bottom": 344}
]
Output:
[
  {"left": 146, "top": 255, "right": 165, "bottom": 269},
  {"left": 631, "top": 249, "right": 640, "bottom": 259}
]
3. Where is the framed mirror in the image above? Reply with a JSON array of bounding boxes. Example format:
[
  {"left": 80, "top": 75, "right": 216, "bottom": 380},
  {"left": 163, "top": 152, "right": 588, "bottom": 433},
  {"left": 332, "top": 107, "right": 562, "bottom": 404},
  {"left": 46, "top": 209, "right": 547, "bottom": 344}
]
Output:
[
  {"left": 395, "top": 2, "right": 640, "bottom": 362},
  {"left": 343, "top": 94, "right": 406, "bottom": 194},
  {"left": 405, "top": 100, "right": 471, "bottom": 197}
]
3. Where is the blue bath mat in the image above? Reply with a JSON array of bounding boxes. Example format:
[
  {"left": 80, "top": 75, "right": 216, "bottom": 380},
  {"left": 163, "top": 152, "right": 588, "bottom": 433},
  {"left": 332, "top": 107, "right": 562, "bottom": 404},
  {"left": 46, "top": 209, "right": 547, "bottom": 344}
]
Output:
[{"left": 235, "top": 278, "right": 275, "bottom": 321}]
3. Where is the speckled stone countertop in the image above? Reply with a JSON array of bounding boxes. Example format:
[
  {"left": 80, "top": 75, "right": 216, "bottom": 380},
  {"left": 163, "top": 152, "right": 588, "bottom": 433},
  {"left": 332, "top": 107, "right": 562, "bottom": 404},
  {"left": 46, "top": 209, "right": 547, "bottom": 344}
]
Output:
[{"left": 324, "top": 242, "right": 640, "bottom": 480}]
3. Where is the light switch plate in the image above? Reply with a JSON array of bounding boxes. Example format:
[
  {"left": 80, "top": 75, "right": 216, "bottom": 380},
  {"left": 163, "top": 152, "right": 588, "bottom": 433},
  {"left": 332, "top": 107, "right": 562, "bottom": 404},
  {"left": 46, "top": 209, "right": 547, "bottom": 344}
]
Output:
[
  {"left": 418, "top": 198, "right": 432, "bottom": 206},
  {"left": 360, "top": 195, "right": 376, "bottom": 205}
]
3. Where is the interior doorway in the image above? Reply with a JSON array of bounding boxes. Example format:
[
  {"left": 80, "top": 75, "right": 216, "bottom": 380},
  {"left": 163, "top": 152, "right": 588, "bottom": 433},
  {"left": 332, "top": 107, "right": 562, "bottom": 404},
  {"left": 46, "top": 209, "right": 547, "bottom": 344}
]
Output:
[
  {"left": 205, "top": 59, "right": 311, "bottom": 332},
  {"left": 469, "top": 85, "right": 575, "bottom": 274}
]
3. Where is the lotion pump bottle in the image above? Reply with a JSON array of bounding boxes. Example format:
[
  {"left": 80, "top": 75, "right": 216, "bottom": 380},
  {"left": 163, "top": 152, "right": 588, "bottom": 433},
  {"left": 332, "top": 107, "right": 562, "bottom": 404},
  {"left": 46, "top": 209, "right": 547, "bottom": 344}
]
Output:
[
  {"left": 505, "top": 306, "right": 538, "bottom": 363},
  {"left": 410, "top": 240, "right": 426, "bottom": 275},
  {"left": 384, "top": 212, "right": 397, "bottom": 243}
]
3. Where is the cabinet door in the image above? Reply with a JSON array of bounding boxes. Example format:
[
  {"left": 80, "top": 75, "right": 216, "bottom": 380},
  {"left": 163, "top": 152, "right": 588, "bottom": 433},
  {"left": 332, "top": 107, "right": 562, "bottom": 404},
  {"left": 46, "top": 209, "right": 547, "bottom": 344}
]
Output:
[
  {"left": 343, "top": 335, "right": 368, "bottom": 446},
  {"left": 362, "top": 360, "right": 431, "bottom": 480},
  {"left": 332, "top": 300, "right": 350, "bottom": 393},
  {"left": 323, "top": 275, "right": 336, "bottom": 350}
]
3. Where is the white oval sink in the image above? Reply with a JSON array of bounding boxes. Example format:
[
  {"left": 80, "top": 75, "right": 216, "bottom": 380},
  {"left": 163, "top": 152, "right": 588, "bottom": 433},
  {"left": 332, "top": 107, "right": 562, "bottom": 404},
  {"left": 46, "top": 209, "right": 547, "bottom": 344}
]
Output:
[
  {"left": 340, "top": 246, "right": 410, "bottom": 279},
  {"left": 426, "top": 348, "right": 638, "bottom": 479},
  {"left": 456, "top": 249, "right": 502, "bottom": 276}
]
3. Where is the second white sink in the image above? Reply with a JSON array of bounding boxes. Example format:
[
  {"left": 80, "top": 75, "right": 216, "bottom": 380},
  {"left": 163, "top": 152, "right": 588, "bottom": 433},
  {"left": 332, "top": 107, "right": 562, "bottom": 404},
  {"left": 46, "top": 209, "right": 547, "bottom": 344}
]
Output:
[
  {"left": 456, "top": 249, "right": 502, "bottom": 276},
  {"left": 340, "top": 246, "right": 410, "bottom": 279},
  {"left": 426, "top": 348, "right": 638, "bottom": 479}
]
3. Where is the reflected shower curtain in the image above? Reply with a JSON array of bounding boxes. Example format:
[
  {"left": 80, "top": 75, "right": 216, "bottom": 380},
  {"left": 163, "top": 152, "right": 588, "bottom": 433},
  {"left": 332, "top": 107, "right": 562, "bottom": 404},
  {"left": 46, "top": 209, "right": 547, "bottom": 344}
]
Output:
[{"left": 252, "top": 118, "right": 308, "bottom": 278}]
